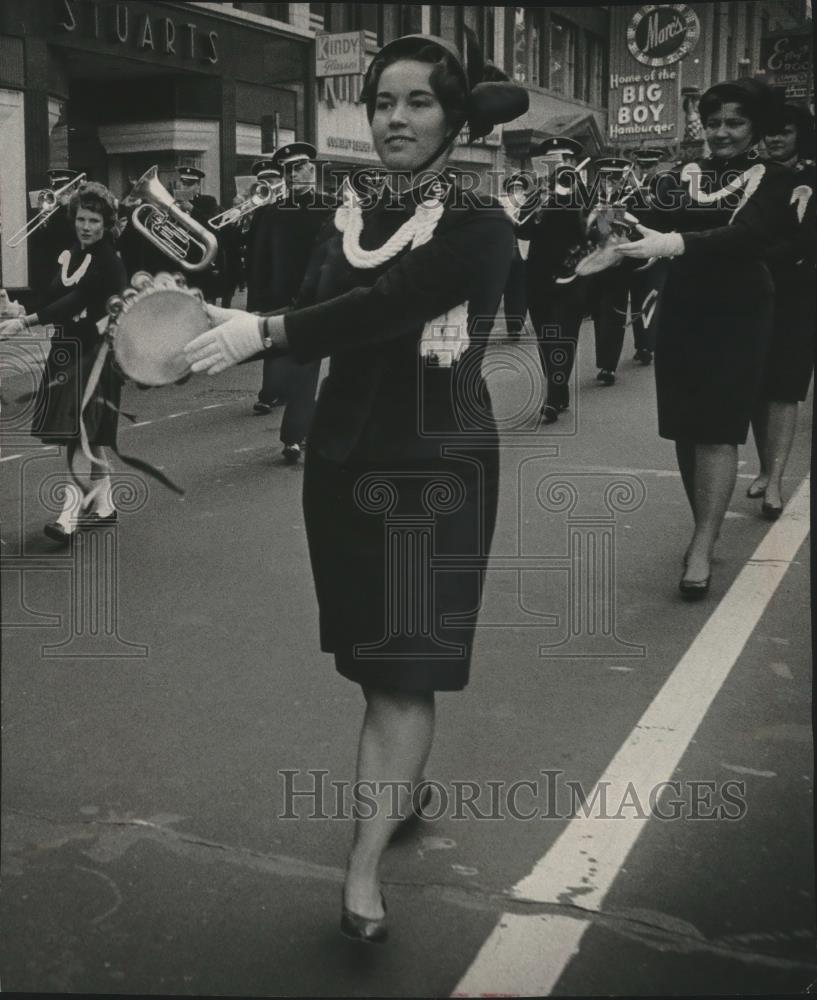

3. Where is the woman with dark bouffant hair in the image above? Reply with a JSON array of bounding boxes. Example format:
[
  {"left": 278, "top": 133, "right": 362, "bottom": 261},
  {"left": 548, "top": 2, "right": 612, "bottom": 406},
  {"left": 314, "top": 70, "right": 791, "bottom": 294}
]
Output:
[
  {"left": 747, "top": 104, "right": 816, "bottom": 518},
  {"left": 616, "top": 79, "right": 802, "bottom": 599},
  {"left": 184, "top": 33, "right": 527, "bottom": 941},
  {"left": 0, "top": 180, "right": 127, "bottom": 543}
]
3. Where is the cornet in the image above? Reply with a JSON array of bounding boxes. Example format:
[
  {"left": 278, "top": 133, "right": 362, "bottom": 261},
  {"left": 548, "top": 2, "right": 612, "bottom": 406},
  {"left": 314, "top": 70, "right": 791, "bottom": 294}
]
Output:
[
  {"left": 208, "top": 179, "right": 286, "bottom": 229},
  {"left": 6, "top": 172, "right": 87, "bottom": 247},
  {"left": 128, "top": 166, "right": 218, "bottom": 272},
  {"left": 515, "top": 157, "right": 591, "bottom": 228}
]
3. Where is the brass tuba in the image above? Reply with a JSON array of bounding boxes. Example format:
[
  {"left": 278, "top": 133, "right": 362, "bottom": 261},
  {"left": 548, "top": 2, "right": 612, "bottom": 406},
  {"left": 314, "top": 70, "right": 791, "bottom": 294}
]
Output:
[
  {"left": 208, "top": 178, "right": 286, "bottom": 229},
  {"left": 128, "top": 166, "right": 218, "bottom": 272},
  {"left": 6, "top": 172, "right": 87, "bottom": 247}
]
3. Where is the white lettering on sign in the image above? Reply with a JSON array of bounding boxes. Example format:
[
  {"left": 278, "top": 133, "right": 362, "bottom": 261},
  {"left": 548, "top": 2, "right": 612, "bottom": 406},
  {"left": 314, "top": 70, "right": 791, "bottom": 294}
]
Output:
[
  {"left": 645, "top": 12, "right": 685, "bottom": 51},
  {"left": 55, "top": 1, "right": 219, "bottom": 65}
]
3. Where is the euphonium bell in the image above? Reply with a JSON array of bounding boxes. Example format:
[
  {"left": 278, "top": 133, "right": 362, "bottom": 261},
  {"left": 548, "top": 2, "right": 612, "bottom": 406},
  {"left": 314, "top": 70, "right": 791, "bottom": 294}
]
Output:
[{"left": 128, "top": 166, "right": 218, "bottom": 272}]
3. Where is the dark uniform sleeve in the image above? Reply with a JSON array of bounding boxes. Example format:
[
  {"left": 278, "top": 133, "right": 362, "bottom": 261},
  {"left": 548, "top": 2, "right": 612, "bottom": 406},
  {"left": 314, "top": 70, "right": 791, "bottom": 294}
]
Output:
[
  {"left": 652, "top": 165, "right": 798, "bottom": 261},
  {"left": 282, "top": 208, "right": 514, "bottom": 364}
]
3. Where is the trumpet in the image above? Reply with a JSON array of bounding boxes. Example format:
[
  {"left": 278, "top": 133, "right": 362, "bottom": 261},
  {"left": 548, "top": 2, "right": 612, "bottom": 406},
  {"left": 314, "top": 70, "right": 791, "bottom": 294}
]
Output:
[
  {"left": 128, "top": 166, "right": 218, "bottom": 272},
  {"left": 515, "top": 158, "right": 591, "bottom": 227},
  {"left": 208, "top": 179, "right": 286, "bottom": 229},
  {"left": 6, "top": 172, "right": 87, "bottom": 247}
]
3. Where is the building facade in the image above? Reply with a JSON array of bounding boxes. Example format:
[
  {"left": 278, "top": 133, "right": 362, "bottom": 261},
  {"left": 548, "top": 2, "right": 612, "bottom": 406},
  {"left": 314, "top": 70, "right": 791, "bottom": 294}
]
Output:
[{"left": 2, "top": 3, "right": 812, "bottom": 292}]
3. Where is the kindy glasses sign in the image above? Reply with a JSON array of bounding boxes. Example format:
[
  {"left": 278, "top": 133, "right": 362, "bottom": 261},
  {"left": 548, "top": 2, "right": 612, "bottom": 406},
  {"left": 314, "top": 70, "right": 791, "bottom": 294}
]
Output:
[{"left": 627, "top": 4, "right": 700, "bottom": 67}]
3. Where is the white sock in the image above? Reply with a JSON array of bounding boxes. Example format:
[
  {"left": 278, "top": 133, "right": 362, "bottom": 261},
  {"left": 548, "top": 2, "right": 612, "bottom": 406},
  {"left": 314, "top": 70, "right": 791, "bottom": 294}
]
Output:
[
  {"left": 89, "top": 474, "right": 115, "bottom": 518},
  {"left": 55, "top": 483, "right": 84, "bottom": 532}
]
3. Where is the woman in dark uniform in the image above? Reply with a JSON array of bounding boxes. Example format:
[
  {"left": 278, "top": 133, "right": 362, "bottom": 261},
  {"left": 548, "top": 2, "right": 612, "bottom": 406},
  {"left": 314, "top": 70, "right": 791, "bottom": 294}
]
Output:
[
  {"left": 185, "top": 34, "right": 527, "bottom": 941},
  {"left": 616, "top": 79, "right": 799, "bottom": 598},
  {"left": 748, "top": 104, "right": 815, "bottom": 519},
  {"left": 0, "top": 182, "right": 127, "bottom": 543}
]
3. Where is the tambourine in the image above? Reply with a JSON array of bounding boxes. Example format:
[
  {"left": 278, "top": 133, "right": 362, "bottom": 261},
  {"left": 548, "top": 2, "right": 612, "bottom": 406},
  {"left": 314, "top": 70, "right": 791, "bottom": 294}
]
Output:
[
  {"left": 555, "top": 206, "right": 653, "bottom": 284},
  {"left": 105, "top": 271, "right": 211, "bottom": 385}
]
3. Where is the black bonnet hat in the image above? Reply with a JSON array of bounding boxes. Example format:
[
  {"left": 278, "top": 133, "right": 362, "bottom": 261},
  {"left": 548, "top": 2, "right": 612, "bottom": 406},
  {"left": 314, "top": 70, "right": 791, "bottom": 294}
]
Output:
[
  {"left": 360, "top": 32, "right": 529, "bottom": 141},
  {"left": 698, "top": 77, "right": 784, "bottom": 136}
]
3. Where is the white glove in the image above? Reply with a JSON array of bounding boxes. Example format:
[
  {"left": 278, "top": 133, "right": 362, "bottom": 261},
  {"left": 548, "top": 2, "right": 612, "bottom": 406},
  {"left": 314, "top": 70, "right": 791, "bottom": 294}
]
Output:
[
  {"left": 184, "top": 310, "right": 264, "bottom": 374},
  {"left": 0, "top": 317, "right": 26, "bottom": 340},
  {"left": 615, "top": 225, "right": 685, "bottom": 259}
]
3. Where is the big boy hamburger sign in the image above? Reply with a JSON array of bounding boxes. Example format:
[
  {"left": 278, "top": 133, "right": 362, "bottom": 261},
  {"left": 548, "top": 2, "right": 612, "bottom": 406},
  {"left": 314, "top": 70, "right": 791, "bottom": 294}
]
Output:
[{"left": 627, "top": 4, "right": 700, "bottom": 67}]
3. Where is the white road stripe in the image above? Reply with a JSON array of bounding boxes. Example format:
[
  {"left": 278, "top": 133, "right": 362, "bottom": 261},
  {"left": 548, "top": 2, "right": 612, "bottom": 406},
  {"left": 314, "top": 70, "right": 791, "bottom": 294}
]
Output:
[
  {"left": 0, "top": 453, "right": 23, "bottom": 462},
  {"left": 453, "top": 475, "right": 811, "bottom": 998}
]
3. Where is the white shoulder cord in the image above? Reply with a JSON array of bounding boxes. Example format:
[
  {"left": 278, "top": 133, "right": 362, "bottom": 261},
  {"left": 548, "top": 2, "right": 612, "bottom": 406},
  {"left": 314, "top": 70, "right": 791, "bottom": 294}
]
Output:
[
  {"left": 334, "top": 179, "right": 469, "bottom": 365},
  {"left": 680, "top": 162, "right": 766, "bottom": 222}
]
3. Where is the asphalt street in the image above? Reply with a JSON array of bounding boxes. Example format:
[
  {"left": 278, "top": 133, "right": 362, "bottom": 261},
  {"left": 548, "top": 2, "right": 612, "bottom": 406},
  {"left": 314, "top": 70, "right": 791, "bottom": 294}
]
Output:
[{"left": 1, "top": 307, "right": 813, "bottom": 997}]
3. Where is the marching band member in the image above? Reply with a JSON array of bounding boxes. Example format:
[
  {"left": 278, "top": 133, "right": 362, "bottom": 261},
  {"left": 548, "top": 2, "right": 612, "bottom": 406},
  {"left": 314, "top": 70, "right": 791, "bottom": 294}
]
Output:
[
  {"left": 174, "top": 166, "right": 224, "bottom": 304},
  {"left": 588, "top": 156, "right": 636, "bottom": 386},
  {"left": 516, "top": 136, "right": 590, "bottom": 423},
  {"left": 616, "top": 79, "right": 803, "bottom": 599},
  {"left": 0, "top": 182, "right": 127, "bottom": 543},
  {"left": 246, "top": 143, "right": 334, "bottom": 462},
  {"left": 184, "top": 32, "right": 527, "bottom": 940},
  {"left": 748, "top": 103, "right": 816, "bottom": 519}
]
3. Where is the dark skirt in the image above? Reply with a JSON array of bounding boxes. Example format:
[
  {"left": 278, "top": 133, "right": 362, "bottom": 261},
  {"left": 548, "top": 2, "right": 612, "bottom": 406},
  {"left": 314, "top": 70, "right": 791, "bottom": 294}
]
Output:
[
  {"left": 762, "top": 269, "right": 816, "bottom": 402},
  {"left": 303, "top": 445, "right": 500, "bottom": 692},
  {"left": 654, "top": 257, "right": 774, "bottom": 445},
  {"left": 30, "top": 323, "right": 121, "bottom": 448}
]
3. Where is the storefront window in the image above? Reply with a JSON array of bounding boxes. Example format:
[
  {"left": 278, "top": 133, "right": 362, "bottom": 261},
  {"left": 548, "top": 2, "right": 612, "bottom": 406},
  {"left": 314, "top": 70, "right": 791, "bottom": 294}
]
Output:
[
  {"left": 550, "top": 16, "right": 577, "bottom": 97},
  {"left": 579, "top": 31, "right": 605, "bottom": 105},
  {"left": 399, "top": 4, "right": 422, "bottom": 35},
  {"left": 513, "top": 8, "right": 545, "bottom": 86}
]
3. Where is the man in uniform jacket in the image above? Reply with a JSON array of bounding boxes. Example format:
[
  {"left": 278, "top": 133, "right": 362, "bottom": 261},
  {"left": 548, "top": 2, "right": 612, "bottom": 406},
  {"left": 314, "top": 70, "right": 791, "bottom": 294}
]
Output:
[
  {"left": 516, "top": 136, "right": 592, "bottom": 423},
  {"left": 246, "top": 144, "right": 334, "bottom": 462},
  {"left": 175, "top": 166, "right": 224, "bottom": 303}
]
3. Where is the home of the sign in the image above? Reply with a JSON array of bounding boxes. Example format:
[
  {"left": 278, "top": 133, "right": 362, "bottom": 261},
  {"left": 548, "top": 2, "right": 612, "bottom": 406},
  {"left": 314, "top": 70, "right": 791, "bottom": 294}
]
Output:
[{"left": 56, "top": 0, "right": 219, "bottom": 63}]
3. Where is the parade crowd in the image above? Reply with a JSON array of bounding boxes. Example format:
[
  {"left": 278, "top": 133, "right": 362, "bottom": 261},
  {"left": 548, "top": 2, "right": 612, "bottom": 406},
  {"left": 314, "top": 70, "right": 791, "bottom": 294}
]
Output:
[{"left": 0, "top": 29, "right": 813, "bottom": 946}]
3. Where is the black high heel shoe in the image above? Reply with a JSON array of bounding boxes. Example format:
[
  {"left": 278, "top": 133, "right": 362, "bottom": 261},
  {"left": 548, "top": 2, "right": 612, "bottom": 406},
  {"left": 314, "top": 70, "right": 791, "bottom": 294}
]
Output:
[
  {"left": 746, "top": 481, "right": 767, "bottom": 499},
  {"left": 761, "top": 500, "right": 783, "bottom": 521},
  {"left": 540, "top": 404, "right": 559, "bottom": 425},
  {"left": 341, "top": 891, "right": 388, "bottom": 944}
]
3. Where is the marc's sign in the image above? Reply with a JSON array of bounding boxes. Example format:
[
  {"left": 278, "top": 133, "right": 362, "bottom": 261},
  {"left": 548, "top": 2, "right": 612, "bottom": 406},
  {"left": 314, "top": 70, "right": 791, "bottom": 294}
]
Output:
[{"left": 627, "top": 4, "right": 700, "bottom": 67}]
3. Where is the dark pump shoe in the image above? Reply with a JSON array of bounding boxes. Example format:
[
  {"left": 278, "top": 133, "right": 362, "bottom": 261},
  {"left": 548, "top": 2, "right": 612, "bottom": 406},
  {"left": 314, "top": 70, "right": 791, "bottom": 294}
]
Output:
[
  {"left": 43, "top": 521, "right": 74, "bottom": 545},
  {"left": 340, "top": 891, "right": 388, "bottom": 944},
  {"left": 746, "top": 481, "right": 767, "bottom": 499},
  {"left": 540, "top": 405, "right": 559, "bottom": 425},
  {"left": 634, "top": 348, "right": 653, "bottom": 365},
  {"left": 596, "top": 369, "right": 616, "bottom": 385},
  {"left": 282, "top": 443, "right": 302, "bottom": 464},
  {"left": 761, "top": 501, "right": 783, "bottom": 521},
  {"left": 679, "top": 574, "right": 711, "bottom": 600}
]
